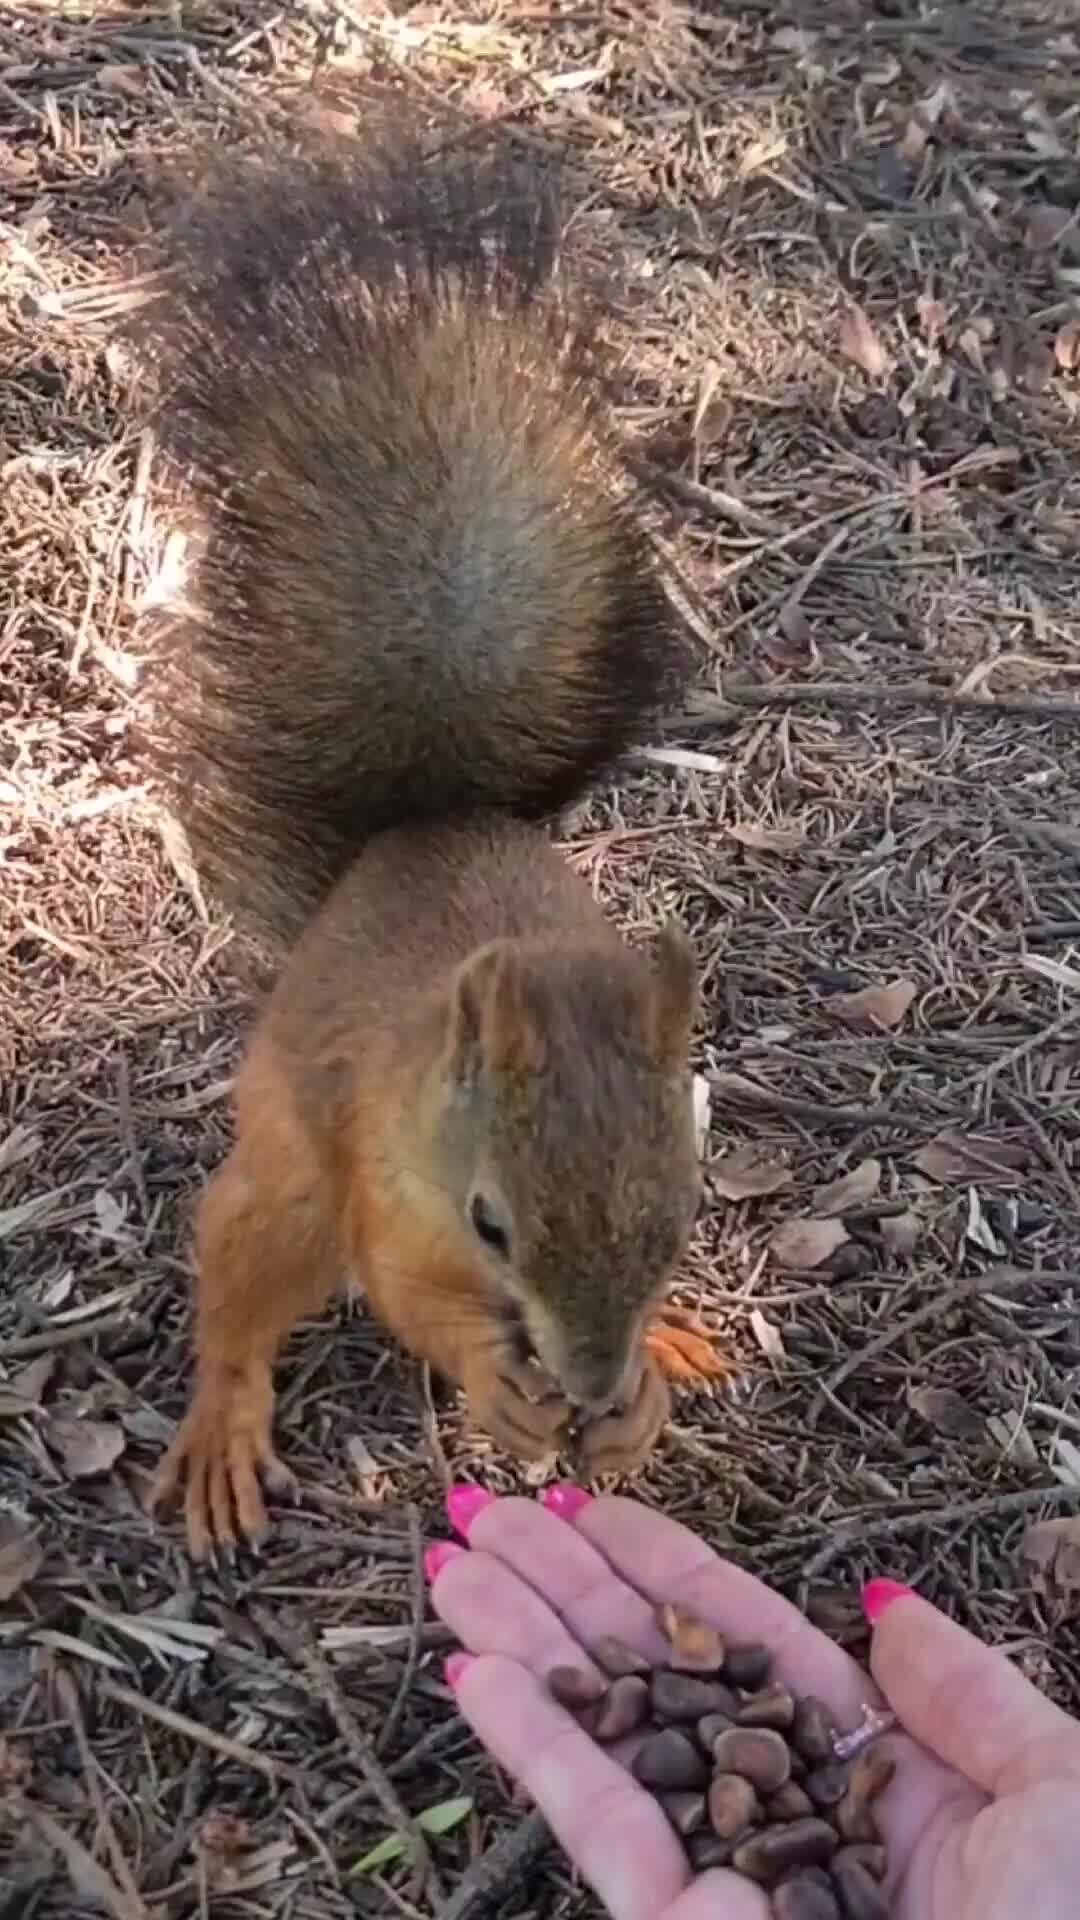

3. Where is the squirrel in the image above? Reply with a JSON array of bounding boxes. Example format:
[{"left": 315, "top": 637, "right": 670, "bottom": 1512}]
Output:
[{"left": 131, "top": 129, "right": 731, "bottom": 1560}]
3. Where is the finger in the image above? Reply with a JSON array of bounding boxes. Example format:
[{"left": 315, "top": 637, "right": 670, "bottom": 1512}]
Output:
[
  {"left": 870, "top": 1589, "right": 1080, "bottom": 1797},
  {"left": 452, "top": 1654, "right": 767, "bottom": 1920},
  {"left": 434, "top": 1539, "right": 611, "bottom": 1681}
]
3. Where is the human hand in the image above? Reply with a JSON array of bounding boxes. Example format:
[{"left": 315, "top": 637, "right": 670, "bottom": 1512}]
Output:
[{"left": 426, "top": 1486, "right": 1080, "bottom": 1920}]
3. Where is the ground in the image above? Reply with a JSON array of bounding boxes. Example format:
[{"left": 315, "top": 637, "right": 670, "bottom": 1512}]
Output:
[{"left": 2, "top": 0, "right": 1080, "bottom": 1914}]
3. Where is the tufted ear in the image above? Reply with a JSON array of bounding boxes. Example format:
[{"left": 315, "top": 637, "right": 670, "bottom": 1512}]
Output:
[
  {"left": 445, "top": 940, "right": 546, "bottom": 1082},
  {"left": 649, "top": 921, "right": 698, "bottom": 1071}
]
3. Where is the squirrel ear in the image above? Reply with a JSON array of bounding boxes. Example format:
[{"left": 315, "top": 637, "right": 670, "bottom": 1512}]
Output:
[
  {"left": 649, "top": 922, "right": 698, "bottom": 1070},
  {"left": 446, "top": 942, "right": 545, "bottom": 1080}
]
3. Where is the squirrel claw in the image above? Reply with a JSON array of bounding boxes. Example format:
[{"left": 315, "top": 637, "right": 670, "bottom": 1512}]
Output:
[{"left": 645, "top": 1309, "right": 735, "bottom": 1389}]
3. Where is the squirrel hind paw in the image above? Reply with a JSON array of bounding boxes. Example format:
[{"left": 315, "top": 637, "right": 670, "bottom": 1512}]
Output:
[{"left": 645, "top": 1311, "right": 737, "bottom": 1390}]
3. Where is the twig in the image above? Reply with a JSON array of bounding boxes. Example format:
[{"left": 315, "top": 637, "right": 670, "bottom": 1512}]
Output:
[
  {"left": 252, "top": 1607, "right": 440, "bottom": 1899},
  {"left": 377, "top": 1505, "right": 426, "bottom": 1756},
  {"left": 0, "top": 1310, "right": 142, "bottom": 1361},
  {"left": 808, "top": 1267, "right": 1080, "bottom": 1426},
  {"left": 708, "top": 1069, "right": 936, "bottom": 1135},
  {"left": 438, "top": 1808, "right": 552, "bottom": 1920},
  {"left": 53, "top": 1668, "right": 148, "bottom": 1917},
  {"left": 99, "top": 1679, "right": 310, "bottom": 1787},
  {"left": 22, "top": 1801, "right": 149, "bottom": 1920},
  {"left": 801, "top": 1484, "right": 1080, "bottom": 1581},
  {"left": 671, "top": 681, "right": 1080, "bottom": 730}
]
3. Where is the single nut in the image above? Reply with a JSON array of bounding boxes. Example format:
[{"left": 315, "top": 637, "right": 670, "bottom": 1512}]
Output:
[
  {"left": 836, "top": 1748, "right": 895, "bottom": 1843},
  {"left": 834, "top": 1844, "right": 887, "bottom": 1884},
  {"left": 804, "top": 1762, "right": 849, "bottom": 1809},
  {"left": 592, "top": 1635, "right": 651, "bottom": 1679},
  {"left": 546, "top": 1665, "right": 607, "bottom": 1717},
  {"left": 791, "top": 1696, "right": 840, "bottom": 1765},
  {"left": 710, "top": 1726, "right": 791, "bottom": 1795},
  {"left": 659, "top": 1790, "right": 708, "bottom": 1837},
  {"left": 590, "top": 1674, "right": 649, "bottom": 1742},
  {"left": 832, "top": 1853, "right": 890, "bottom": 1920},
  {"left": 656, "top": 1603, "right": 726, "bottom": 1673},
  {"left": 737, "top": 1682, "right": 796, "bottom": 1731},
  {"left": 686, "top": 1831, "right": 734, "bottom": 1871},
  {"left": 651, "top": 1670, "right": 738, "bottom": 1724},
  {"left": 697, "top": 1710, "right": 737, "bottom": 1750},
  {"left": 773, "top": 1870, "right": 842, "bottom": 1920},
  {"left": 707, "top": 1771, "right": 760, "bottom": 1841},
  {"left": 732, "top": 1817, "right": 838, "bottom": 1887},
  {"left": 766, "top": 1783, "right": 816, "bottom": 1821},
  {"left": 723, "top": 1643, "right": 773, "bottom": 1691},
  {"left": 632, "top": 1728, "right": 709, "bottom": 1793}
]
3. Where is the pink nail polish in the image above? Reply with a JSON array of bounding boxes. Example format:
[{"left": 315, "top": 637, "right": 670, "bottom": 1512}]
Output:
[
  {"left": 423, "top": 1541, "right": 464, "bottom": 1584},
  {"left": 445, "top": 1651, "right": 475, "bottom": 1690},
  {"left": 862, "top": 1578, "right": 916, "bottom": 1624},
  {"left": 541, "top": 1483, "right": 593, "bottom": 1523},
  {"left": 446, "top": 1483, "right": 496, "bottom": 1539}
]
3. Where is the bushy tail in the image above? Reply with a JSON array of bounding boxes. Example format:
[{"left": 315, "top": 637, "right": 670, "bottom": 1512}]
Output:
[{"left": 129, "top": 128, "right": 690, "bottom": 946}]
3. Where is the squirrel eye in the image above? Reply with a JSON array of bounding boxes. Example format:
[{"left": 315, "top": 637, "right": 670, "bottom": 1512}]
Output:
[{"left": 470, "top": 1193, "right": 510, "bottom": 1258}]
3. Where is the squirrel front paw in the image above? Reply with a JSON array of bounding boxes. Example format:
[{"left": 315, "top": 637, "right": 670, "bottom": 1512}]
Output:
[
  {"left": 575, "top": 1351, "right": 670, "bottom": 1477},
  {"left": 147, "top": 1367, "right": 296, "bottom": 1561},
  {"left": 463, "top": 1348, "right": 573, "bottom": 1461}
]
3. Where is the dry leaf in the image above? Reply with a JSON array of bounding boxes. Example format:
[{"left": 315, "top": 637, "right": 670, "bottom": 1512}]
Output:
[
  {"left": 812, "top": 1158, "right": 881, "bottom": 1216},
  {"left": 727, "top": 822, "right": 806, "bottom": 855},
  {"left": 0, "top": 1354, "right": 53, "bottom": 1418},
  {"left": 985, "top": 1411, "right": 1040, "bottom": 1469},
  {"left": 907, "top": 1385, "right": 983, "bottom": 1438},
  {"left": 830, "top": 979, "right": 916, "bottom": 1030},
  {"left": 914, "top": 1132, "right": 1029, "bottom": 1186},
  {"left": 965, "top": 1188, "right": 1003, "bottom": 1255},
  {"left": 1054, "top": 322, "right": 1080, "bottom": 371},
  {"left": 915, "top": 295, "right": 950, "bottom": 342},
  {"left": 711, "top": 1144, "right": 792, "bottom": 1202},
  {"left": 0, "top": 1514, "right": 43, "bottom": 1601},
  {"left": 1022, "top": 1516, "right": 1080, "bottom": 1598},
  {"left": 839, "top": 303, "right": 889, "bottom": 380},
  {"left": 749, "top": 1310, "right": 787, "bottom": 1364},
  {"left": 1053, "top": 1438, "right": 1080, "bottom": 1490},
  {"left": 97, "top": 63, "right": 147, "bottom": 96},
  {"left": 48, "top": 1415, "right": 126, "bottom": 1479},
  {"left": 769, "top": 1216, "right": 849, "bottom": 1271},
  {"left": 879, "top": 1209, "right": 921, "bottom": 1258}
]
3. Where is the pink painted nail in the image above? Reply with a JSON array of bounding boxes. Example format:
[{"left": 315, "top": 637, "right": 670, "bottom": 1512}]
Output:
[
  {"left": 423, "top": 1541, "right": 464, "bottom": 1584},
  {"left": 445, "top": 1651, "right": 475, "bottom": 1690},
  {"left": 862, "top": 1578, "right": 916, "bottom": 1624},
  {"left": 541, "top": 1483, "right": 594, "bottom": 1523},
  {"left": 446, "top": 1483, "right": 496, "bottom": 1539}
]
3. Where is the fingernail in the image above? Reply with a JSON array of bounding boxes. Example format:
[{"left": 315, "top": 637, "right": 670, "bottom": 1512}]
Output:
[
  {"left": 424, "top": 1541, "right": 464, "bottom": 1584},
  {"left": 445, "top": 1651, "right": 475, "bottom": 1690},
  {"left": 862, "top": 1578, "right": 916, "bottom": 1624},
  {"left": 540, "top": 1483, "right": 594, "bottom": 1522},
  {"left": 446, "top": 1483, "right": 496, "bottom": 1539}
]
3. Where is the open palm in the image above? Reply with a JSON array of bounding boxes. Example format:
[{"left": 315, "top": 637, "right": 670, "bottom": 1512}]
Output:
[{"left": 428, "top": 1491, "right": 1080, "bottom": 1920}]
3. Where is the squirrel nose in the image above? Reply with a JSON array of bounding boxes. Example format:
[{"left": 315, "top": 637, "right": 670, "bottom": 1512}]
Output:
[{"left": 564, "top": 1351, "right": 636, "bottom": 1414}]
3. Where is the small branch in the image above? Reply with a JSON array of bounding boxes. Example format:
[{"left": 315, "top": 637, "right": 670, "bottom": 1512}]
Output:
[
  {"left": 671, "top": 681, "right": 1080, "bottom": 730},
  {"left": 802, "top": 1483, "right": 1080, "bottom": 1582},
  {"left": 22, "top": 1801, "right": 149, "bottom": 1920},
  {"left": 438, "top": 1809, "right": 552, "bottom": 1920},
  {"left": 708, "top": 1069, "right": 936, "bottom": 1135},
  {"left": 100, "top": 1678, "right": 309, "bottom": 1787},
  {"left": 377, "top": 1505, "right": 426, "bottom": 1757},
  {"left": 253, "top": 1607, "right": 440, "bottom": 1898},
  {"left": 808, "top": 1266, "right": 1080, "bottom": 1425},
  {"left": 53, "top": 1668, "right": 147, "bottom": 1918}
]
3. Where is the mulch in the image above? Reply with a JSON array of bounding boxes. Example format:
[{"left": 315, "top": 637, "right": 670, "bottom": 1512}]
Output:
[{"left": 2, "top": 2, "right": 1080, "bottom": 1914}]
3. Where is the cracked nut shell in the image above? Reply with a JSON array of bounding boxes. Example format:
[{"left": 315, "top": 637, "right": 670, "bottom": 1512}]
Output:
[
  {"left": 656, "top": 1604, "right": 726, "bottom": 1674},
  {"left": 737, "top": 1682, "right": 796, "bottom": 1731}
]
